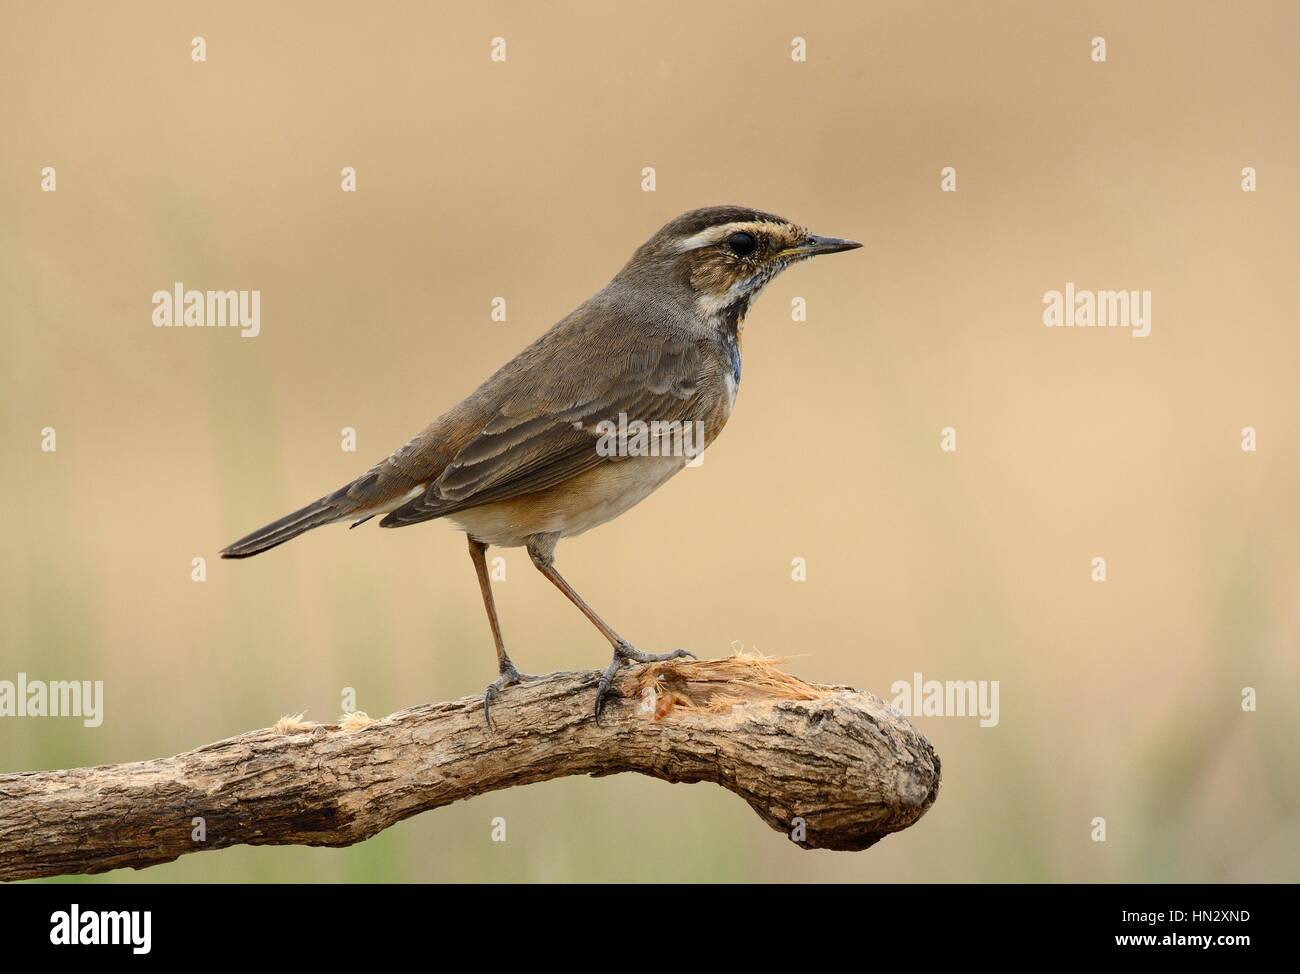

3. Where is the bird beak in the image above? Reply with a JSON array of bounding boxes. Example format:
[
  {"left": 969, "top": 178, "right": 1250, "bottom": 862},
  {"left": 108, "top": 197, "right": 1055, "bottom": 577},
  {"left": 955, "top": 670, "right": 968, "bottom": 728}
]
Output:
[{"left": 782, "top": 234, "right": 863, "bottom": 258}]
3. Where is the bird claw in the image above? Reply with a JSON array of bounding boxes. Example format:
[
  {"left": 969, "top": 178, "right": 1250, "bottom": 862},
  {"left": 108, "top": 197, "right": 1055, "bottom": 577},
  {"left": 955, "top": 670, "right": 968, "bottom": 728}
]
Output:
[
  {"left": 483, "top": 663, "right": 536, "bottom": 730},
  {"left": 594, "top": 643, "right": 696, "bottom": 718}
]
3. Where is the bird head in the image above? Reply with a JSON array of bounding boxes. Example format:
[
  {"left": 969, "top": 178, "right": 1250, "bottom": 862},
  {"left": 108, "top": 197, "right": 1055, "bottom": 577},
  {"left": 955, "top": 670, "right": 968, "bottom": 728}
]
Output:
[{"left": 616, "top": 205, "right": 861, "bottom": 317}]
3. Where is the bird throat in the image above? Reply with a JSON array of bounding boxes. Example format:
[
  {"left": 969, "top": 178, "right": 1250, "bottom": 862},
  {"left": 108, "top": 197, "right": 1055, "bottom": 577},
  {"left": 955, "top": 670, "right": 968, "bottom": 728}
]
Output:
[{"left": 718, "top": 296, "right": 750, "bottom": 387}]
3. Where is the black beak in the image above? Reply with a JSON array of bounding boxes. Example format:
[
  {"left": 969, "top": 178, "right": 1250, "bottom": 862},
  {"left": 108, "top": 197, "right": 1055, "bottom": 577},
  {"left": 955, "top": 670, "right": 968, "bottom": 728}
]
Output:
[{"left": 788, "top": 234, "right": 863, "bottom": 257}]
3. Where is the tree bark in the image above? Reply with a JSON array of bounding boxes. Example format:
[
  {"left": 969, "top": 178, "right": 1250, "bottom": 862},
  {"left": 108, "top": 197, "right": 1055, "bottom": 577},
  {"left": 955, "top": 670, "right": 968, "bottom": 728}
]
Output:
[{"left": 0, "top": 657, "right": 940, "bottom": 881}]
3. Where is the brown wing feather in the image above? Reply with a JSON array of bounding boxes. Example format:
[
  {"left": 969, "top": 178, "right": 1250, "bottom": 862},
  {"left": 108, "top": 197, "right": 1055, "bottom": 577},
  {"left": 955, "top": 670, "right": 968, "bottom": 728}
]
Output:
[{"left": 379, "top": 312, "right": 719, "bottom": 529}]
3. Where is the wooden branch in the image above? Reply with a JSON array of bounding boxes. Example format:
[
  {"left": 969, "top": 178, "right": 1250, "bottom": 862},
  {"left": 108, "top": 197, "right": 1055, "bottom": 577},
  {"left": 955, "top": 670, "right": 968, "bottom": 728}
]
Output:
[{"left": 0, "top": 657, "right": 940, "bottom": 881}]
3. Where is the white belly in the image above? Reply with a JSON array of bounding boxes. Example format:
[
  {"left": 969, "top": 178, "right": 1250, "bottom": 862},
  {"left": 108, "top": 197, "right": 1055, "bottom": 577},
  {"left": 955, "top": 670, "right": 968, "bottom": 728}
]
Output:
[{"left": 449, "top": 454, "right": 690, "bottom": 548}]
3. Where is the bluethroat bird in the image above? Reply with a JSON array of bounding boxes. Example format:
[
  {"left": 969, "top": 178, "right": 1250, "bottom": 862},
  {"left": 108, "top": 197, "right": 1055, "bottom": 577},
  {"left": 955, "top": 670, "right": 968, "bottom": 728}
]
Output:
[{"left": 222, "top": 206, "right": 861, "bottom": 723}]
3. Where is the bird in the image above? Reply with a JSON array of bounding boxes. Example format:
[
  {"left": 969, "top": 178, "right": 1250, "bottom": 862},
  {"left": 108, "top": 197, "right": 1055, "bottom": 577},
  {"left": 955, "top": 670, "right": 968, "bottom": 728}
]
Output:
[{"left": 221, "top": 205, "right": 861, "bottom": 724}]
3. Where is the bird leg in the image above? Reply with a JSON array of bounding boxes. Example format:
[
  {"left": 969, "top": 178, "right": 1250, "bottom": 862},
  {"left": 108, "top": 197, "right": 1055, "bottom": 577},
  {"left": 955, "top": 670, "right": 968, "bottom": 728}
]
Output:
[
  {"left": 468, "top": 536, "right": 535, "bottom": 728},
  {"left": 526, "top": 534, "right": 694, "bottom": 717}
]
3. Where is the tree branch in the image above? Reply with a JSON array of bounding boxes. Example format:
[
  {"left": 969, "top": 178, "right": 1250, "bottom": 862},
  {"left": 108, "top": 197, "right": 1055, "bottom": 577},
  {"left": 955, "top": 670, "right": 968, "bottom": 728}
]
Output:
[{"left": 0, "top": 657, "right": 940, "bottom": 881}]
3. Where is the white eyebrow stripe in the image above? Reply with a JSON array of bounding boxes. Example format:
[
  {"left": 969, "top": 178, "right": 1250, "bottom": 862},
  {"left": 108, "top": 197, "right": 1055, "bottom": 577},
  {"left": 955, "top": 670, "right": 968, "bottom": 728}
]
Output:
[{"left": 674, "top": 223, "right": 749, "bottom": 253}]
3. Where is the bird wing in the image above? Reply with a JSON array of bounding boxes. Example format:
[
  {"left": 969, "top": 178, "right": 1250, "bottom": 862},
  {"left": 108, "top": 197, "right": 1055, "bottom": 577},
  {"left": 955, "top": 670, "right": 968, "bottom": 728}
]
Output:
[{"left": 379, "top": 316, "right": 722, "bottom": 528}]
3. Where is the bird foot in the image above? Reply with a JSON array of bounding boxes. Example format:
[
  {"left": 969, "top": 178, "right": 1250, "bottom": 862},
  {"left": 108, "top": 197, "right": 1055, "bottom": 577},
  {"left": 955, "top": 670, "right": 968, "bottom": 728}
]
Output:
[
  {"left": 594, "top": 642, "right": 696, "bottom": 718},
  {"left": 483, "top": 663, "right": 538, "bottom": 730}
]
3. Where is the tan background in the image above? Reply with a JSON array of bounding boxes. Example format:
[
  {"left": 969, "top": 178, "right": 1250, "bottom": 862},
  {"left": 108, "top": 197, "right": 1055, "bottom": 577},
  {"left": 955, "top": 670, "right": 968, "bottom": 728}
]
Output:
[{"left": 1, "top": 1, "right": 1296, "bottom": 882}]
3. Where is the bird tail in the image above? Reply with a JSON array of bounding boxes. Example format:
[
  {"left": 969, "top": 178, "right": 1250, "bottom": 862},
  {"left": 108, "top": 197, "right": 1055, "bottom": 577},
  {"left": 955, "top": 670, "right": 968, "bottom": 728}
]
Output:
[{"left": 220, "top": 492, "right": 348, "bottom": 559}]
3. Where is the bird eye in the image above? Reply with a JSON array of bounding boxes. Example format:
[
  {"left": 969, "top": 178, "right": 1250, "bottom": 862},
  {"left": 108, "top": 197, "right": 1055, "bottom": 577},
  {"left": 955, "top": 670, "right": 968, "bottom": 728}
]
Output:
[{"left": 727, "top": 231, "right": 757, "bottom": 257}]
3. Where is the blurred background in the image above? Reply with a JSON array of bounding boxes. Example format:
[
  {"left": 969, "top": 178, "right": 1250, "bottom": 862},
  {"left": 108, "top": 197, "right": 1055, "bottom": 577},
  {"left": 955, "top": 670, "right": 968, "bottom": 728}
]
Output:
[{"left": 1, "top": 0, "right": 1296, "bottom": 883}]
